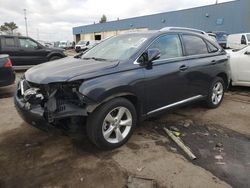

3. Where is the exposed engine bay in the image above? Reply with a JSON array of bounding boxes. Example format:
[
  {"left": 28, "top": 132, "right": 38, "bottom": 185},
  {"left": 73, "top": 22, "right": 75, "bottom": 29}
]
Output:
[{"left": 18, "top": 79, "right": 89, "bottom": 124}]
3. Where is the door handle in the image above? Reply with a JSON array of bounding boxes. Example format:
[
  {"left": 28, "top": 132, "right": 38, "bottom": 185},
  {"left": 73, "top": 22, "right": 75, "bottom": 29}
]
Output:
[
  {"left": 179, "top": 65, "right": 188, "bottom": 71},
  {"left": 210, "top": 60, "right": 217, "bottom": 65}
]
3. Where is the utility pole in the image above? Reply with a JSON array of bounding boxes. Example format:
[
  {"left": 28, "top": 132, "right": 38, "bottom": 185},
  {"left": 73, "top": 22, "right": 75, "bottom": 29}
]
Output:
[
  {"left": 216, "top": 0, "right": 218, "bottom": 4},
  {"left": 37, "top": 28, "right": 39, "bottom": 40},
  {"left": 23, "top": 9, "right": 28, "bottom": 36}
]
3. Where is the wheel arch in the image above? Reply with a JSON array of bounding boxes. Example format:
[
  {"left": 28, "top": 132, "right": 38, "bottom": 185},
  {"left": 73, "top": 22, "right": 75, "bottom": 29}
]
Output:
[
  {"left": 87, "top": 92, "right": 142, "bottom": 118},
  {"left": 47, "top": 52, "right": 65, "bottom": 59},
  {"left": 216, "top": 72, "right": 229, "bottom": 89}
]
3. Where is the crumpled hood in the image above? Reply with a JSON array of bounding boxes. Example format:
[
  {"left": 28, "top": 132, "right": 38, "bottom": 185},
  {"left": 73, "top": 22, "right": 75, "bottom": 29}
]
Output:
[{"left": 25, "top": 57, "right": 119, "bottom": 84}]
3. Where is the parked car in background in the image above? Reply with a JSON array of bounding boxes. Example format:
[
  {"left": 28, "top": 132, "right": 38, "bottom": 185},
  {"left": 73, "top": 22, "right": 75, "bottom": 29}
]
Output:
[
  {"left": 75, "top": 40, "right": 98, "bottom": 53},
  {"left": 0, "top": 35, "right": 66, "bottom": 66},
  {"left": 58, "top": 41, "right": 73, "bottom": 49},
  {"left": 15, "top": 28, "right": 230, "bottom": 149},
  {"left": 37, "top": 40, "right": 54, "bottom": 48},
  {"left": 227, "top": 45, "right": 250, "bottom": 87},
  {"left": 227, "top": 33, "right": 250, "bottom": 50},
  {"left": 0, "top": 54, "right": 15, "bottom": 87},
  {"left": 210, "top": 31, "right": 228, "bottom": 49}
]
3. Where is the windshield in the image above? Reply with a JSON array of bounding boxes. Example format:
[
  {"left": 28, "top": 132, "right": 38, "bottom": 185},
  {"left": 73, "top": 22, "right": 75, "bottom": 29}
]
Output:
[
  {"left": 82, "top": 34, "right": 150, "bottom": 61},
  {"left": 60, "top": 42, "right": 66, "bottom": 45},
  {"left": 77, "top": 40, "right": 86, "bottom": 45},
  {"left": 247, "top": 34, "right": 250, "bottom": 42}
]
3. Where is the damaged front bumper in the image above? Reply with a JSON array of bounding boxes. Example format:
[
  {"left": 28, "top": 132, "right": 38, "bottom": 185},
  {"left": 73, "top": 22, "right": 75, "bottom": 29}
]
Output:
[{"left": 14, "top": 79, "right": 89, "bottom": 132}]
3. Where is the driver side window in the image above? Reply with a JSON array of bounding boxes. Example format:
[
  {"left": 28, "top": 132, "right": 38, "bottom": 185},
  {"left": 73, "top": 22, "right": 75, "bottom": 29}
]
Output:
[
  {"left": 149, "top": 34, "right": 182, "bottom": 60},
  {"left": 19, "top": 38, "right": 38, "bottom": 49}
]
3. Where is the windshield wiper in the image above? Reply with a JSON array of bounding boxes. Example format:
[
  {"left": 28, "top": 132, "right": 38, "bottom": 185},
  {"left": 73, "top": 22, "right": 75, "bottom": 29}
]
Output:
[{"left": 83, "top": 57, "right": 108, "bottom": 61}]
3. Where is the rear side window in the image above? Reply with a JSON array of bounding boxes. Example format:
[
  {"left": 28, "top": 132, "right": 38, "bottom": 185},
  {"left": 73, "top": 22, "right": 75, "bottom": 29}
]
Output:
[
  {"left": 149, "top": 34, "right": 182, "bottom": 60},
  {"left": 206, "top": 42, "right": 219, "bottom": 53},
  {"left": 4, "top": 37, "right": 15, "bottom": 47},
  {"left": 182, "top": 35, "right": 208, "bottom": 56}
]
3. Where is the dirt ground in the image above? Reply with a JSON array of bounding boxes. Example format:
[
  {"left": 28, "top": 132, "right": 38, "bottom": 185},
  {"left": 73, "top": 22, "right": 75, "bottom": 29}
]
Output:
[{"left": 0, "top": 71, "right": 249, "bottom": 188}]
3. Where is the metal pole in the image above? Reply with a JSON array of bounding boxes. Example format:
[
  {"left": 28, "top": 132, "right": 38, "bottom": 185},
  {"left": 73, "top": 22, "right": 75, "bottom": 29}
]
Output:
[
  {"left": 37, "top": 28, "right": 39, "bottom": 40},
  {"left": 23, "top": 9, "right": 28, "bottom": 36},
  {"left": 216, "top": 0, "right": 218, "bottom": 4}
]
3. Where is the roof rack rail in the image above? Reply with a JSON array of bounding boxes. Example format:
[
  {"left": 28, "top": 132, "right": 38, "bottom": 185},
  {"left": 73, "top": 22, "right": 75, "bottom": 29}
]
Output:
[{"left": 160, "top": 27, "right": 208, "bottom": 35}]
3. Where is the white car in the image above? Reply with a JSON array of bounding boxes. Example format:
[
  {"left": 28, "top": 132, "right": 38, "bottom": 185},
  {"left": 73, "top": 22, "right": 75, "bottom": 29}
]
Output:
[
  {"left": 75, "top": 40, "right": 99, "bottom": 53},
  {"left": 227, "top": 33, "right": 250, "bottom": 50},
  {"left": 227, "top": 45, "right": 250, "bottom": 87},
  {"left": 58, "top": 41, "right": 72, "bottom": 49}
]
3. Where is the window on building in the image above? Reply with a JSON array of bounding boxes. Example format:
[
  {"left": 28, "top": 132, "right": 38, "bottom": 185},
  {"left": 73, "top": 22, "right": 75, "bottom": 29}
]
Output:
[
  {"left": 182, "top": 35, "right": 208, "bottom": 56},
  {"left": 149, "top": 34, "right": 182, "bottom": 60},
  {"left": 216, "top": 18, "right": 224, "bottom": 25}
]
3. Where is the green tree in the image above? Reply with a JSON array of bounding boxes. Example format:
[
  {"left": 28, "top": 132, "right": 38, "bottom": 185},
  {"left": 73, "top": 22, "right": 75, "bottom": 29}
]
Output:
[
  {"left": 0, "top": 22, "right": 18, "bottom": 34},
  {"left": 99, "top": 15, "right": 107, "bottom": 23}
]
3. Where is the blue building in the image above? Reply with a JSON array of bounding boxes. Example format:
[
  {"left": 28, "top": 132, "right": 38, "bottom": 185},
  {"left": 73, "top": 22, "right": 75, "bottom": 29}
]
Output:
[{"left": 73, "top": 0, "right": 250, "bottom": 42}]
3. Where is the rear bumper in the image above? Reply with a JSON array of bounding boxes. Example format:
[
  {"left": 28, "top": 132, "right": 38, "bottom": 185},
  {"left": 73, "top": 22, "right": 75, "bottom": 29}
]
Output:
[{"left": 0, "top": 68, "right": 15, "bottom": 87}]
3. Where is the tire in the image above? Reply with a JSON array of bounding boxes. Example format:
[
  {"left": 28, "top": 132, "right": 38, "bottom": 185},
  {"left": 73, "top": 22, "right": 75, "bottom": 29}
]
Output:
[
  {"left": 49, "top": 56, "right": 61, "bottom": 61},
  {"left": 205, "top": 77, "right": 225, "bottom": 109},
  {"left": 86, "top": 98, "right": 137, "bottom": 150}
]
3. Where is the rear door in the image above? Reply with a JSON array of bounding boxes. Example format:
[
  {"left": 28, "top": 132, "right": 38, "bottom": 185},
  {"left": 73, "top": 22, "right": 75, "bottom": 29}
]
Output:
[
  {"left": 0, "top": 36, "right": 20, "bottom": 66},
  {"left": 16, "top": 37, "right": 48, "bottom": 65},
  {"left": 143, "top": 34, "right": 190, "bottom": 114},
  {"left": 181, "top": 34, "right": 222, "bottom": 97}
]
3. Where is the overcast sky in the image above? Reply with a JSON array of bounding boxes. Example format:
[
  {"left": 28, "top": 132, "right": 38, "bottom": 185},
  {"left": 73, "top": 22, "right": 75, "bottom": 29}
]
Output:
[{"left": 0, "top": 0, "right": 232, "bottom": 41}]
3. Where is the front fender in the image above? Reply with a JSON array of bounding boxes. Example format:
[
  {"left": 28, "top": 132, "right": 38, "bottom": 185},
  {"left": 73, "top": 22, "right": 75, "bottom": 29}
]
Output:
[{"left": 78, "top": 69, "right": 145, "bottom": 111}]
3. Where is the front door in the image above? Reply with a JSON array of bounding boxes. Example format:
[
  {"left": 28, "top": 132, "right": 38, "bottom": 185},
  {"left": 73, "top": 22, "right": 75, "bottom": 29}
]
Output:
[
  {"left": 16, "top": 37, "right": 48, "bottom": 65},
  {"left": 143, "top": 34, "right": 189, "bottom": 114}
]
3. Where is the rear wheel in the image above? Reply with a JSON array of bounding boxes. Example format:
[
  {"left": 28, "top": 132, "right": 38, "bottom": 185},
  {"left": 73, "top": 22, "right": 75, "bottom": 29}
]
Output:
[
  {"left": 86, "top": 98, "right": 137, "bottom": 150},
  {"left": 205, "top": 77, "right": 225, "bottom": 109}
]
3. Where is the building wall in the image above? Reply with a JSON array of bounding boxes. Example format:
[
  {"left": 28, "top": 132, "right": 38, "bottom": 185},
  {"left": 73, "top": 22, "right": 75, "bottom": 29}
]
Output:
[
  {"left": 77, "top": 28, "right": 148, "bottom": 43},
  {"left": 73, "top": 0, "right": 250, "bottom": 42}
]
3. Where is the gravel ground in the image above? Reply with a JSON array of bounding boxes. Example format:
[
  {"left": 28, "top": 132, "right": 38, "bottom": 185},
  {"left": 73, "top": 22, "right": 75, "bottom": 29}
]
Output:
[{"left": 0, "top": 71, "right": 249, "bottom": 188}]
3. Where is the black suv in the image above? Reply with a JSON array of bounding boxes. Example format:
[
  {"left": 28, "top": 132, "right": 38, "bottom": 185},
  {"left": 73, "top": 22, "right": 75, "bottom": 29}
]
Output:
[
  {"left": 0, "top": 35, "right": 66, "bottom": 66},
  {"left": 15, "top": 28, "right": 230, "bottom": 149}
]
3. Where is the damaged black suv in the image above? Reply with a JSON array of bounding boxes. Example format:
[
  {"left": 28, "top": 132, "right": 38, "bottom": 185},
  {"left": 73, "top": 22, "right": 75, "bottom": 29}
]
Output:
[{"left": 15, "top": 28, "right": 230, "bottom": 149}]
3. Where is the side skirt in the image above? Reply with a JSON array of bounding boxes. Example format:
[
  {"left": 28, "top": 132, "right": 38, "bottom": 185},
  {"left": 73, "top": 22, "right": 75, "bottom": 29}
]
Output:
[{"left": 146, "top": 95, "right": 204, "bottom": 116}]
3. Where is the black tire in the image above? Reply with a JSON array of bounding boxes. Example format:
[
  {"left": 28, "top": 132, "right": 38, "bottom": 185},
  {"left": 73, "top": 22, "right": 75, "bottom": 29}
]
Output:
[
  {"left": 205, "top": 77, "right": 225, "bottom": 109},
  {"left": 49, "top": 56, "right": 61, "bottom": 61},
  {"left": 86, "top": 98, "right": 137, "bottom": 150}
]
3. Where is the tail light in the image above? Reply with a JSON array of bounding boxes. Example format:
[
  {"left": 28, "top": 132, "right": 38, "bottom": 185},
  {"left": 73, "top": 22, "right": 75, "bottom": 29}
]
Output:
[{"left": 4, "top": 58, "right": 12, "bottom": 68}]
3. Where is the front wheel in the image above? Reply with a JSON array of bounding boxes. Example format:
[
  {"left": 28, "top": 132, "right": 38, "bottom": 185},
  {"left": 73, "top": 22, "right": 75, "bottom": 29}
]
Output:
[
  {"left": 86, "top": 98, "right": 137, "bottom": 150},
  {"left": 205, "top": 77, "right": 225, "bottom": 109}
]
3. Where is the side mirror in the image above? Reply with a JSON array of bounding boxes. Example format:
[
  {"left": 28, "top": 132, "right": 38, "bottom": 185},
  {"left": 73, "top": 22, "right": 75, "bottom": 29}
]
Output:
[
  {"left": 244, "top": 51, "right": 250, "bottom": 55},
  {"left": 35, "top": 45, "right": 43, "bottom": 50},
  {"left": 147, "top": 48, "right": 161, "bottom": 63}
]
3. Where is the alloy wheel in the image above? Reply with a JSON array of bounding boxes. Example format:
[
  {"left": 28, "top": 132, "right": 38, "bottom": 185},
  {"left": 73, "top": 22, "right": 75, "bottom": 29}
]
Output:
[
  {"left": 102, "top": 106, "right": 132, "bottom": 144},
  {"left": 212, "top": 82, "right": 223, "bottom": 105}
]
